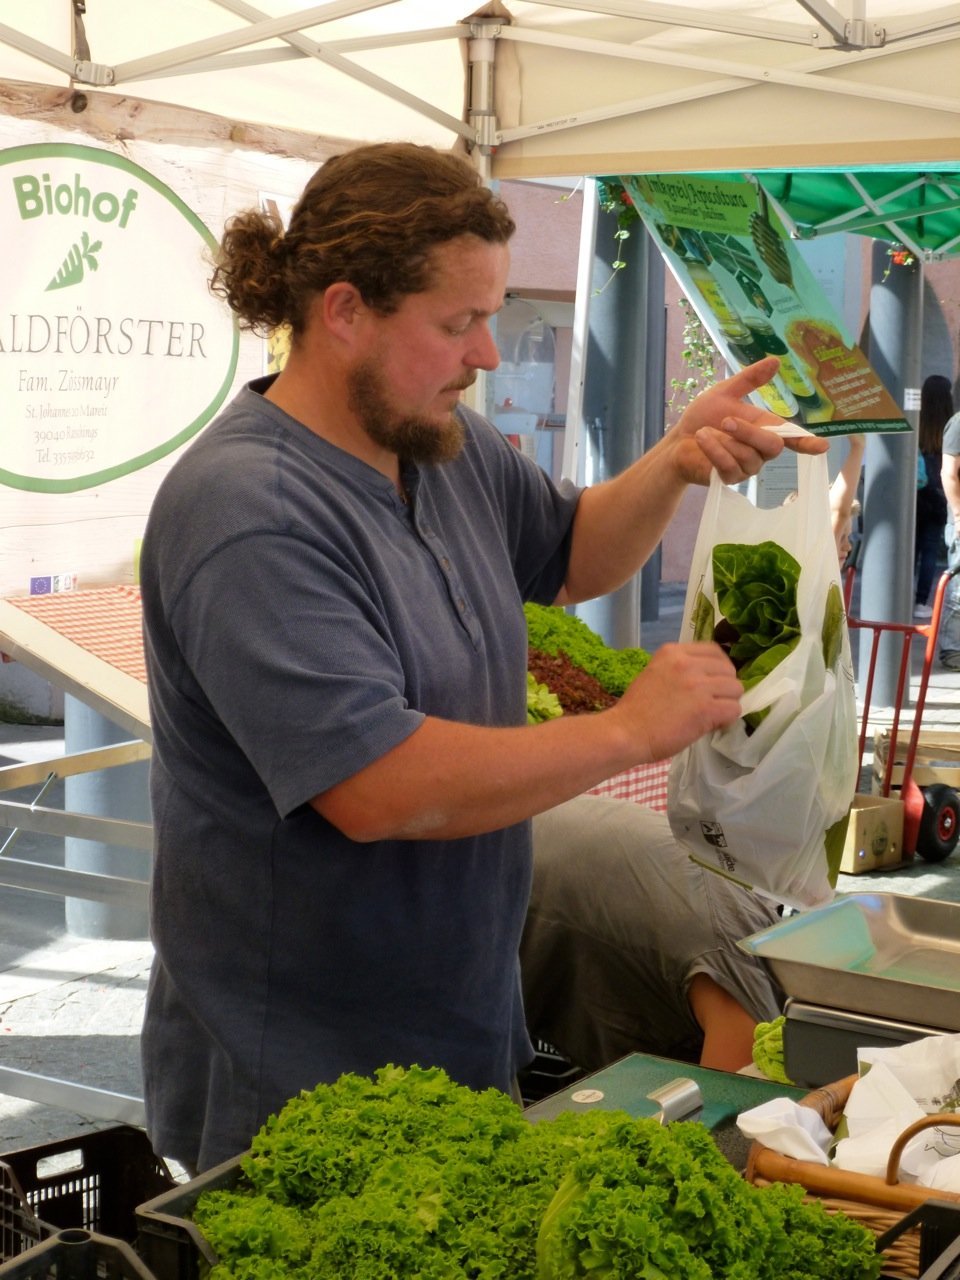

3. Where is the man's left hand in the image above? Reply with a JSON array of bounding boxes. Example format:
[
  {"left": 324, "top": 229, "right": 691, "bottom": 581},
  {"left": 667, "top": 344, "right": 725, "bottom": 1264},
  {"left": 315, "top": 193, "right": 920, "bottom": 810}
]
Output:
[{"left": 671, "top": 356, "right": 829, "bottom": 487}]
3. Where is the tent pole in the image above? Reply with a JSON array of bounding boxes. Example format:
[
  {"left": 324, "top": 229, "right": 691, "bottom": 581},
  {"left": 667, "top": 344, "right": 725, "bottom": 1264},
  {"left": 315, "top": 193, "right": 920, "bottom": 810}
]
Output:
[
  {"left": 467, "top": 25, "right": 497, "bottom": 168},
  {"left": 63, "top": 696, "right": 150, "bottom": 940},
  {"left": 561, "top": 179, "right": 599, "bottom": 488}
]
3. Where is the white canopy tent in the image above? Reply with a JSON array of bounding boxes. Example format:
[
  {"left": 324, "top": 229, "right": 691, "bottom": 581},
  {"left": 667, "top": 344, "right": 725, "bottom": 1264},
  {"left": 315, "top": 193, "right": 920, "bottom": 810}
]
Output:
[
  {"left": 3, "top": 2, "right": 959, "bottom": 640},
  {"left": 1, "top": 2, "right": 959, "bottom": 179}
]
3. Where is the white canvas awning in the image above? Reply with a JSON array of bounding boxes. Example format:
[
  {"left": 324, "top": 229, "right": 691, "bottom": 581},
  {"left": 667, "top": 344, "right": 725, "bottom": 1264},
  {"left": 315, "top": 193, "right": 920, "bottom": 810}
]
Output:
[
  {"left": 486, "top": 1, "right": 960, "bottom": 179},
  {"left": 1, "top": 3, "right": 959, "bottom": 176}
]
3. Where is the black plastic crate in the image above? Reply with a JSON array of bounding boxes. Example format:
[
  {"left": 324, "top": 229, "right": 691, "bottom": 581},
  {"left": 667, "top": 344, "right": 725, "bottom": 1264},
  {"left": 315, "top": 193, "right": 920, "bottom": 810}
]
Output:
[
  {"left": 0, "top": 1128, "right": 175, "bottom": 1261},
  {"left": 135, "top": 1158, "right": 239, "bottom": 1280},
  {"left": 0, "top": 1228, "right": 159, "bottom": 1279},
  {"left": 136, "top": 1151, "right": 960, "bottom": 1280},
  {"left": 876, "top": 1200, "right": 960, "bottom": 1279},
  {"left": 0, "top": 1167, "right": 46, "bottom": 1265}
]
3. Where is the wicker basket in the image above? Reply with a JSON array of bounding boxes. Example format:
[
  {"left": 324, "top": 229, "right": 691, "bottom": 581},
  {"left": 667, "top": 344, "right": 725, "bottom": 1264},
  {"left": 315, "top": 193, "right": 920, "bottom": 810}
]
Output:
[{"left": 745, "top": 1074, "right": 960, "bottom": 1278}]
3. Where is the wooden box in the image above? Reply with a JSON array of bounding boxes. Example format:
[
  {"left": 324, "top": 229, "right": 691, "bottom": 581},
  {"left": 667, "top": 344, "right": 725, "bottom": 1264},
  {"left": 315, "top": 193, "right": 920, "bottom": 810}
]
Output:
[
  {"left": 839, "top": 792, "right": 905, "bottom": 874},
  {"left": 872, "top": 729, "right": 960, "bottom": 794}
]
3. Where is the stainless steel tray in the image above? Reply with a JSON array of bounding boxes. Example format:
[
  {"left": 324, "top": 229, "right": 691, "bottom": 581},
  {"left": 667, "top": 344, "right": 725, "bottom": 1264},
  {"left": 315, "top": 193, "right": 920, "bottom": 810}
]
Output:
[{"left": 738, "top": 892, "right": 960, "bottom": 1030}]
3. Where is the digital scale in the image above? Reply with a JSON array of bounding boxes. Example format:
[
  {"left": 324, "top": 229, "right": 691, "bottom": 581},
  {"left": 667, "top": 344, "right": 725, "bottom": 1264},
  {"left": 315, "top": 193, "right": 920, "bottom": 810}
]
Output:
[
  {"left": 782, "top": 998, "right": 947, "bottom": 1088},
  {"left": 738, "top": 892, "right": 960, "bottom": 1088}
]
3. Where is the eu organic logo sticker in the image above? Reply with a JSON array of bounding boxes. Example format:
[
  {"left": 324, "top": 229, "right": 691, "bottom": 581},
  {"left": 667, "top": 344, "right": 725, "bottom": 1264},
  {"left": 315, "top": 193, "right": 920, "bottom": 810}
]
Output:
[{"left": 1, "top": 143, "right": 238, "bottom": 493}]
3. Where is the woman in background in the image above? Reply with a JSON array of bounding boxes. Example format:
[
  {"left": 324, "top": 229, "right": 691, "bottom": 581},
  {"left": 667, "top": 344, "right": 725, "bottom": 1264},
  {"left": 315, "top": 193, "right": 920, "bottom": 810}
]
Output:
[{"left": 915, "top": 374, "right": 953, "bottom": 618}]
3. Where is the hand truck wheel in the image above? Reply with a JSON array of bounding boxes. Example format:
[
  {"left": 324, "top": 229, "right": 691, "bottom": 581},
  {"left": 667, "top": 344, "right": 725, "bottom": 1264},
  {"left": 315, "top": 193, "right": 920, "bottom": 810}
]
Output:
[{"left": 916, "top": 783, "right": 960, "bottom": 863}]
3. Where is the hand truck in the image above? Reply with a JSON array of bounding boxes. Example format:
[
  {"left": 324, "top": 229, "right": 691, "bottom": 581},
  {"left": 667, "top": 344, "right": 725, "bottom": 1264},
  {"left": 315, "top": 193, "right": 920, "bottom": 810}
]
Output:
[{"left": 846, "top": 566, "right": 960, "bottom": 864}]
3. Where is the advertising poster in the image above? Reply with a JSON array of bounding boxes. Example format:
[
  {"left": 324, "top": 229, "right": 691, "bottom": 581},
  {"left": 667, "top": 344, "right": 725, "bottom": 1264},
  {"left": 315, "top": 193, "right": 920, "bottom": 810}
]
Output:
[
  {"left": 620, "top": 173, "right": 910, "bottom": 436},
  {"left": 1, "top": 142, "right": 239, "bottom": 497}
]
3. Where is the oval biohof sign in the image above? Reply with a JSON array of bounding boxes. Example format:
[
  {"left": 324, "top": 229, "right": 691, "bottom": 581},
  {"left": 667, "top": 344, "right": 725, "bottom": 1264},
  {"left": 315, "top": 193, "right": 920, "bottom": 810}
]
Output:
[{"left": 1, "top": 143, "right": 238, "bottom": 493}]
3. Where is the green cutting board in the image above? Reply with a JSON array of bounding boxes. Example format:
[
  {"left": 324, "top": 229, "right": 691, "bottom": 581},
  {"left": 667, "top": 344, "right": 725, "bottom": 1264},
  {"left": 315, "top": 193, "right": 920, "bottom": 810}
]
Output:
[{"left": 524, "top": 1052, "right": 807, "bottom": 1131}]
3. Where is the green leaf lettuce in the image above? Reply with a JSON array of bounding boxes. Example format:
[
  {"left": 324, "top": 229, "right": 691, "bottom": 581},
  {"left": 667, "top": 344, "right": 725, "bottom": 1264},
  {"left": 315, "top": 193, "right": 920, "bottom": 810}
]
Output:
[
  {"left": 192, "top": 1065, "right": 881, "bottom": 1280},
  {"left": 712, "top": 540, "right": 802, "bottom": 692}
]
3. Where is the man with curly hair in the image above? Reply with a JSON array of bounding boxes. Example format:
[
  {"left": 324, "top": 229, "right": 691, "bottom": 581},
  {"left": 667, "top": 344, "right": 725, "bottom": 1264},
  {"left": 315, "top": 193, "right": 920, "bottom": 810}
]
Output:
[{"left": 140, "top": 142, "right": 826, "bottom": 1170}]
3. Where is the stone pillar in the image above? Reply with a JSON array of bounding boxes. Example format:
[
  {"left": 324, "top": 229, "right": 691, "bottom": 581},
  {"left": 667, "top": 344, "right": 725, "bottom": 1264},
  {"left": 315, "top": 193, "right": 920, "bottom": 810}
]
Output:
[
  {"left": 861, "top": 241, "right": 923, "bottom": 706},
  {"left": 576, "top": 209, "right": 666, "bottom": 648}
]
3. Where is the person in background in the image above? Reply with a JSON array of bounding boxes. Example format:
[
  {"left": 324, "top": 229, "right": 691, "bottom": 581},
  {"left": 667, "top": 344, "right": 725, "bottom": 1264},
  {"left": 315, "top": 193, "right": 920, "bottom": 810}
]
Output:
[
  {"left": 522, "top": 794, "right": 783, "bottom": 1076},
  {"left": 939, "top": 391, "right": 960, "bottom": 668},
  {"left": 915, "top": 374, "right": 953, "bottom": 619},
  {"left": 138, "top": 141, "right": 827, "bottom": 1172},
  {"left": 829, "top": 433, "right": 864, "bottom": 571},
  {"left": 783, "top": 431, "right": 863, "bottom": 569},
  {"left": 836, "top": 497, "right": 861, "bottom": 575}
]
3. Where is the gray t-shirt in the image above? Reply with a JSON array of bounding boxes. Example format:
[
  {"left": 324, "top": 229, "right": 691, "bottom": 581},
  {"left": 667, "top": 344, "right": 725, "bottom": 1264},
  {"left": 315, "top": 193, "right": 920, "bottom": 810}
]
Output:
[
  {"left": 942, "top": 412, "right": 960, "bottom": 535},
  {"left": 943, "top": 411, "right": 960, "bottom": 459},
  {"left": 140, "top": 378, "right": 579, "bottom": 1169},
  {"left": 942, "top": 408, "right": 960, "bottom": 499}
]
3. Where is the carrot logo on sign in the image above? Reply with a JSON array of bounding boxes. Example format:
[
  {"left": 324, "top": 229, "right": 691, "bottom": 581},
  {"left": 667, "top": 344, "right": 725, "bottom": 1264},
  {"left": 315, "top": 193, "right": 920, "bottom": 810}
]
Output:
[{"left": 46, "top": 230, "right": 103, "bottom": 291}]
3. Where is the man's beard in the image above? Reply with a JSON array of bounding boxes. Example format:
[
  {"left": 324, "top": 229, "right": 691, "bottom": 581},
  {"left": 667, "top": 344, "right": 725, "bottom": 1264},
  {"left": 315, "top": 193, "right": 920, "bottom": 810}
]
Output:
[{"left": 347, "top": 359, "right": 467, "bottom": 465}]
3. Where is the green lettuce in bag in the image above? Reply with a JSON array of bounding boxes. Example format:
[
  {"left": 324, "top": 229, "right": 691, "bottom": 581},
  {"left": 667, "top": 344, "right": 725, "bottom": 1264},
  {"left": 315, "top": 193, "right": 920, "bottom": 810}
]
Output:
[
  {"left": 710, "top": 540, "right": 801, "bottom": 689},
  {"left": 692, "top": 540, "right": 801, "bottom": 729}
]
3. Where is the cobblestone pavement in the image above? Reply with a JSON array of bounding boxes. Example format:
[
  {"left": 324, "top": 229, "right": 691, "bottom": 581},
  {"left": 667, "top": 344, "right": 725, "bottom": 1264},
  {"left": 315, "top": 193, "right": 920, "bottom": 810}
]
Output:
[{"left": 0, "top": 937, "right": 151, "bottom": 1151}]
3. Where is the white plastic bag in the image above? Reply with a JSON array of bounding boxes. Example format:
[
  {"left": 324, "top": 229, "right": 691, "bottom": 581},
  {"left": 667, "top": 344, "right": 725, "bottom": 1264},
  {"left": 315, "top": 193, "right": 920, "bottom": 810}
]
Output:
[{"left": 667, "top": 450, "right": 859, "bottom": 910}]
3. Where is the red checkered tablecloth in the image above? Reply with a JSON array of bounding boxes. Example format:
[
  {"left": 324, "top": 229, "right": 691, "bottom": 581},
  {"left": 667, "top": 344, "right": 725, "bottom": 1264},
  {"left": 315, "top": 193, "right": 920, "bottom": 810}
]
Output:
[{"left": 586, "top": 759, "right": 671, "bottom": 812}]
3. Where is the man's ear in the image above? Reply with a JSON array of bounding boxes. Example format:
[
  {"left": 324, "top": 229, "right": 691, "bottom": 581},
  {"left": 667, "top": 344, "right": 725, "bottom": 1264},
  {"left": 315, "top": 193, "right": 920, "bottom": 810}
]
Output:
[{"left": 321, "top": 282, "right": 366, "bottom": 342}]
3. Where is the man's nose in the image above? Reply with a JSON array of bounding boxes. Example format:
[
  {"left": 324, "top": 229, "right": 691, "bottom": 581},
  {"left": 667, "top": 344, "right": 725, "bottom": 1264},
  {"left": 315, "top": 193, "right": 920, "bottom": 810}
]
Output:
[{"left": 467, "top": 321, "right": 500, "bottom": 371}]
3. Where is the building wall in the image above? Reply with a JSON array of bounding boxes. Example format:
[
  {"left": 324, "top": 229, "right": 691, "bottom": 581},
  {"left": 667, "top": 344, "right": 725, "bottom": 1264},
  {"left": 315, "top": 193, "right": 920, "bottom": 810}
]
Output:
[{"left": 500, "top": 179, "right": 583, "bottom": 299}]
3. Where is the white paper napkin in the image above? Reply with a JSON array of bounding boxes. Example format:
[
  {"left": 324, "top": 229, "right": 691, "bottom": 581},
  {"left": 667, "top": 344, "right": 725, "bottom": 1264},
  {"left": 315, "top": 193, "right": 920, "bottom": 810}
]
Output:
[{"left": 736, "top": 1097, "right": 832, "bottom": 1165}]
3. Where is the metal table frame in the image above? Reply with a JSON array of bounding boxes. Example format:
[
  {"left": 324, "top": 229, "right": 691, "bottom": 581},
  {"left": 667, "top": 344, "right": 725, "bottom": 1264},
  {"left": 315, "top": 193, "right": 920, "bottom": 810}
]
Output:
[{"left": 0, "top": 594, "right": 152, "bottom": 1126}]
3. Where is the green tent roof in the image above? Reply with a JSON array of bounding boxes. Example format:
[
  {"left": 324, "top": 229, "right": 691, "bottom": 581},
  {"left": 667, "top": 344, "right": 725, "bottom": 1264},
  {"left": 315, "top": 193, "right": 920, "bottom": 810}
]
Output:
[{"left": 752, "top": 168, "right": 960, "bottom": 260}]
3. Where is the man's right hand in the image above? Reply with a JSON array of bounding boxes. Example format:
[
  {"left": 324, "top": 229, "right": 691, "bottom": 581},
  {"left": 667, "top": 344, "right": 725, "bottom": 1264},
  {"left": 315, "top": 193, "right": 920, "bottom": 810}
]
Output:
[{"left": 613, "top": 642, "right": 744, "bottom": 763}]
